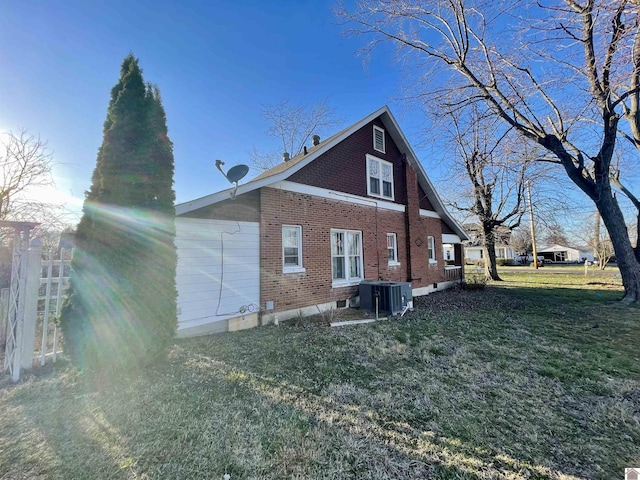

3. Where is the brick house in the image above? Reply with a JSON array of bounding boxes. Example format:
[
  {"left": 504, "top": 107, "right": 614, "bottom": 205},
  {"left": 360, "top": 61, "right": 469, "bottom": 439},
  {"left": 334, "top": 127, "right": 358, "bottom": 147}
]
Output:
[{"left": 175, "top": 106, "right": 468, "bottom": 337}]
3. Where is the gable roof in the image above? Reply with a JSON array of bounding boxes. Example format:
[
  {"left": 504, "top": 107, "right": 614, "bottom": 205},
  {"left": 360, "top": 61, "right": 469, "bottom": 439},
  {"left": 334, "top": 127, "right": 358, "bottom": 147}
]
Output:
[{"left": 176, "top": 106, "right": 468, "bottom": 241}]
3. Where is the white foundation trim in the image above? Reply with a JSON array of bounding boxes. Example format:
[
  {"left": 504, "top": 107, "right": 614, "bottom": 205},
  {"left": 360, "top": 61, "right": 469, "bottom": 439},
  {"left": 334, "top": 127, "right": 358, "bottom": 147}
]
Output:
[
  {"left": 412, "top": 280, "right": 460, "bottom": 298},
  {"left": 261, "top": 300, "right": 347, "bottom": 325}
]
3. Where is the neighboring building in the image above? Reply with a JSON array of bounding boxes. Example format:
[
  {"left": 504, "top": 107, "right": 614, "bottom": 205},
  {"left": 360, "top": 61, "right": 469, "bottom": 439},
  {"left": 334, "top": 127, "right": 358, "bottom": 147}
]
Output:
[
  {"left": 174, "top": 106, "right": 468, "bottom": 337},
  {"left": 537, "top": 244, "right": 594, "bottom": 263},
  {"left": 463, "top": 224, "right": 517, "bottom": 263}
]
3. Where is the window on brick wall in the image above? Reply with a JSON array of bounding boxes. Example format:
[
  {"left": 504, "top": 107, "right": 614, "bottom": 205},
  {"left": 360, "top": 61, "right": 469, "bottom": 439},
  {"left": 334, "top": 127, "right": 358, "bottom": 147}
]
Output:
[
  {"left": 367, "top": 154, "right": 394, "bottom": 200},
  {"left": 387, "top": 233, "right": 399, "bottom": 265},
  {"left": 283, "top": 225, "right": 304, "bottom": 273},
  {"left": 428, "top": 236, "right": 436, "bottom": 263},
  {"left": 373, "top": 125, "right": 386, "bottom": 153},
  {"left": 331, "top": 229, "right": 363, "bottom": 285}
]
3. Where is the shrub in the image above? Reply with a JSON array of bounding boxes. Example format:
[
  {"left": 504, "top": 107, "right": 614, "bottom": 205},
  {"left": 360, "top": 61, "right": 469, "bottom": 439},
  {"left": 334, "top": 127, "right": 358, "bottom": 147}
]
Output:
[{"left": 463, "top": 272, "right": 487, "bottom": 290}]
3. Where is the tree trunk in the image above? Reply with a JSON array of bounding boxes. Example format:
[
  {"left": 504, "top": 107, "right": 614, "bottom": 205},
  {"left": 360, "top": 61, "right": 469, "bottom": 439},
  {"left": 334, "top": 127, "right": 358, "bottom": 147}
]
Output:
[
  {"left": 596, "top": 194, "right": 640, "bottom": 304},
  {"left": 483, "top": 229, "right": 502, "bottom": 281},
  {"left": 634, "top": 213, "right": 640, "bottom": 264}
]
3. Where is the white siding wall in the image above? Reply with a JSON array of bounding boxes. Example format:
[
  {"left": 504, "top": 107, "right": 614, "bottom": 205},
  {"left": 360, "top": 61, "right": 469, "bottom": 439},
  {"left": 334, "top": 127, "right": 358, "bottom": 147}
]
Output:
[
  {"left": 465, "top": 245, "right": 516, "bottom": 261},
  {"left": 175, "top": 218, "right": 260, "bottom": 334}
]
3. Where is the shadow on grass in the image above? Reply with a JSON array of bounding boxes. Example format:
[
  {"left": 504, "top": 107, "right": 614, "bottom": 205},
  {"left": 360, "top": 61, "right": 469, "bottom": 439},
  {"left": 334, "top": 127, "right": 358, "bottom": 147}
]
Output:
[
  {"left": 1, "top": 281, "right": 638, "bottom": 479},
  {"left": 163, "top": 349, "right": 558, "bottom": 479},
  {"left": 0, "top": 363, "right": 134, "bottom": 480}
]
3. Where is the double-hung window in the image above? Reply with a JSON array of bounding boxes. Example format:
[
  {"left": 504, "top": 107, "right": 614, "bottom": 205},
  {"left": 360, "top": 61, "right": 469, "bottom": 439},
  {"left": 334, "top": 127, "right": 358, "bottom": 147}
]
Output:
[
  {"left": 367, "top": 154, "right": 394, "bottom": 200},
  {"left": 387, "top": 233, "right": 399, "bottom": 265},
  {"left": 427, "top": 235, "right": 436, "bottom": 263},
  {"left": 283, "top": 225, "right": 304, "bottom": 273},
  {"left": 331, "top": 229, "right": 363, "bottom": 285}
]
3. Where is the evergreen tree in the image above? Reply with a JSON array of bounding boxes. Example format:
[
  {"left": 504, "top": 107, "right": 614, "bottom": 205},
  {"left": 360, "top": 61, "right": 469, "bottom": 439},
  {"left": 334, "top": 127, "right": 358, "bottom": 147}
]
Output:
[{"left": 61, "top": 55, "right": 177, "bottom": 371}]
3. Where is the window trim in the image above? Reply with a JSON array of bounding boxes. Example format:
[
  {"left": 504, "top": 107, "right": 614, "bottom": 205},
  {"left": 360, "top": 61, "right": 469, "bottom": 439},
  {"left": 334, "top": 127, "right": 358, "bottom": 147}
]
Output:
[
  {"left": 387, "top": 233, "right": 400, "bottom": 266},
  {"left": 427, "top": 235, "right": 437, "bottom": 263},
  {"left": 282, "top": 225, "right": 305, "bottom": 273},
  {"left": 366, "top": 154, "right": 395, "bottom": 201},
  {"left": 331, "top": 229, "right": 363, "bottom": 287},
  {"left": 373, "top": 125, "right": 386, "bottom": 153}
]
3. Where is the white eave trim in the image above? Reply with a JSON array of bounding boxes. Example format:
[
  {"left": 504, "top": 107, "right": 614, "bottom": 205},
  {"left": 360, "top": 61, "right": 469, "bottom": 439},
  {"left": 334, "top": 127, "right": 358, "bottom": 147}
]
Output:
[
  {"left": 442, "top": 234, "right": 462, "bottom": 244},
  {"left": 420, "top": 209, "right": 441, "bottom": 219},
  {"left": 380, "top": 109, "right": 469, "bottom": 241},
  {"left": 272, "top": 181, "right": 406, "bottom": 212},
  {"left": 176, "top": 107, "right": 394, "bottom": 217}
]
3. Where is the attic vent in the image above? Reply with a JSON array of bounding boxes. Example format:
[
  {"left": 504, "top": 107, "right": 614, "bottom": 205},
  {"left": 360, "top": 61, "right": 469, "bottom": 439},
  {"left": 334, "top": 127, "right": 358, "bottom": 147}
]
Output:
[
  {"left": 283, "top": 152, "right": 290, "bottom": 162},
  {"left": 373, "top": 125, "right": 385, "bottom": 153},
  {"left": 312, "top": 135, "right": 320, "bottom": 146}
]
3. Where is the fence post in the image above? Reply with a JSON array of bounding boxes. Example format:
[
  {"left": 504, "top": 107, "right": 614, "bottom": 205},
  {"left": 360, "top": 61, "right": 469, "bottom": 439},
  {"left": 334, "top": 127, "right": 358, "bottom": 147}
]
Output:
[
  {"left": 40, "top": 251, "right": 54, "bottom": 366},
  {"left": 20, "top": 238, "right": 42, "bottom": 371},
  {"left": 0, "top": 288, "right": 8, "bottom": 353}
]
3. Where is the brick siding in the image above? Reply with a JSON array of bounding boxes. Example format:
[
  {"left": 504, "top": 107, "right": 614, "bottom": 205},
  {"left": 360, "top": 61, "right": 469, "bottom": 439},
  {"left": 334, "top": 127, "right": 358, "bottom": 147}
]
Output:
[
  {"left": 259, "top": 185, "right": 447, "bottom": 314},
  {"left": 288, "top": 119, "right": 408, "bottom": 205},
  {"left": 260, "top": 187, "right": 411, "bottom": 313}
]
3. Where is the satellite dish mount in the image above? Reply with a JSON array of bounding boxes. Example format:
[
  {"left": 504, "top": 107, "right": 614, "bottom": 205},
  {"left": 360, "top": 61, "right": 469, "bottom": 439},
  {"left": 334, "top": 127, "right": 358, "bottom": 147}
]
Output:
[{"left": 215, "top": 160, "right": 249, "bottom": 199}]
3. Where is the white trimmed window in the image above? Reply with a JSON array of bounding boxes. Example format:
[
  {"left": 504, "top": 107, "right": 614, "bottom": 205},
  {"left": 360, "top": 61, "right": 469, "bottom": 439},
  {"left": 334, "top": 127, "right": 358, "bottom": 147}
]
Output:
[
  {"left": 331, "top": 229, "right": 363, "bottom": 285},
  {"left": 283, "top": 225, "right": 304, "bottom": 273},
  {"left": 373, "top": 125, "right": 385, "bottom": 153},
  {"left": 387, "top": 233, "right": 399, "bottom": 265},
  {"left": 367, "top": 154, "right": 394, "bottom": 200},
  {"left": 427, "top": 236, "right": 436, "bottom": 263}
]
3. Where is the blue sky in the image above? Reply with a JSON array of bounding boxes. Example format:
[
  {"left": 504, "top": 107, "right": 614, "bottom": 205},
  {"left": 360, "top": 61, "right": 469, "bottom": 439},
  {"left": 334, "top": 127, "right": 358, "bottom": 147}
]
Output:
[
  {"left": 2, "top": 0, "right": 632, "bottom": 244},
  {"left": 1, "top": 0, "right": 416, "bottom": 221}
]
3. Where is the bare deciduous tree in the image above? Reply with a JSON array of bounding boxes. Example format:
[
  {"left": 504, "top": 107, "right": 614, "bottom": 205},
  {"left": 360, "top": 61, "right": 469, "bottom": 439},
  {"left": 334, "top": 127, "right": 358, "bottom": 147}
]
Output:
[
  {"left": 249, "top": 99, "right": 343, "bottom": 171},
  {"left": 1, "top": 129, "right": 53, "bottom": 218},
  {"left": 592, "top": 212, "right": 616, "bottom": 270},
  {"left": 338, "top": 0, "right": 640, "bottom": 303},
  {"left": 443, "top": 105, "right": 530, "bottom": 280},
  {"left": 0, "top": 129, "right": 67, "bottom": 245},
  {"left": 542, "top": 223, "right": 570, "bottom": 247},
  {"left": 574, "top": 211, "right": 616, "bottom": 270},
  {"left": 510, "top": 227, "right": 533, "bottom": 260}
]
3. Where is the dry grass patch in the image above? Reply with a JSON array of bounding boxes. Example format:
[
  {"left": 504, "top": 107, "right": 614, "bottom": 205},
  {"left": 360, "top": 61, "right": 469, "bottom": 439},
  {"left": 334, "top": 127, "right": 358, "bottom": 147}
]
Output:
[{"left": 0, "top": 271, "right": 638, "bottom": 479}]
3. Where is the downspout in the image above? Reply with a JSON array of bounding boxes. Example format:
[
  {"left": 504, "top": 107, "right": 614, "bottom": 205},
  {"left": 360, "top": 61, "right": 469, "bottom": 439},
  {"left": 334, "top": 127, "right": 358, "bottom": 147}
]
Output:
[{"left": 402, "top": 154, "right": 413, "bottom": 284}]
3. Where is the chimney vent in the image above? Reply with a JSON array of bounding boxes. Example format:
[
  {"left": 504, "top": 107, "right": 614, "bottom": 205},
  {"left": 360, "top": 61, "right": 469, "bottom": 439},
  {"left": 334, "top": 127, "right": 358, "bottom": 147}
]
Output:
[
  {"left": 283, "top": 152, "right": 290, "bottom": 162},
  {"left": 312, "top": 135, "right": 320, "bottom": 146},
  {"left": 304, "top": 146, "right": 308, "bottom": 155}
]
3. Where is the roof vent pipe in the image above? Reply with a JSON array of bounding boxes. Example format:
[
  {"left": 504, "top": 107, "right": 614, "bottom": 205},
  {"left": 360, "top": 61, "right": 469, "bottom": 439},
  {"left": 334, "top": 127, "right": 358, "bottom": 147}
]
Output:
[
  {"left": 303, "top": 146, "right": 308, "bottom": 155},
  {"left": 283, "top": 152, "right": 290, "bottom": 162},
  {"left": 312, "top": 135, "right": 320, "bottom": 146}
]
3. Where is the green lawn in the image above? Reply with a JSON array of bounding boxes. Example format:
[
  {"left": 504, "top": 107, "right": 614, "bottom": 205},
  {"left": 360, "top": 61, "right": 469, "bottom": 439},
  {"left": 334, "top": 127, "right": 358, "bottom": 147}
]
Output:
[{"left": 1, "top": 270, "right": 638, "bottom": 479}]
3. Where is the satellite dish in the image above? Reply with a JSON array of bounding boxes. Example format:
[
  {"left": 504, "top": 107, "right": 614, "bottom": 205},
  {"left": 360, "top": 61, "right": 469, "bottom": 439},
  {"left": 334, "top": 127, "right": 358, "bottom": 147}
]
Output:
[
  {"left": 226, "top": 164, "right": 249, "bottom": 184},
  {"left": 214, "top": 160, "right": 250, "bottom": 200}
]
